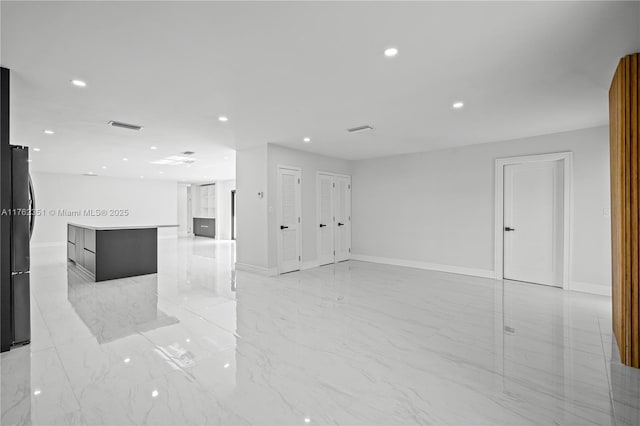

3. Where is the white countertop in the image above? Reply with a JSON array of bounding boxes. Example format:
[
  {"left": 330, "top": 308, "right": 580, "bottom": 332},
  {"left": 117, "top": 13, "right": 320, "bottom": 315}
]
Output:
[{"left": 68, "top": 223, "right": 179, "bottom": 231}]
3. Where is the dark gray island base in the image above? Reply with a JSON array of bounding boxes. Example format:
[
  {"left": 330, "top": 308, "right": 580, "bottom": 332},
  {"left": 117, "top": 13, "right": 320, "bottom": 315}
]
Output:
[{"left": 67, "top": 224, "right": 175, "bottom": 282}]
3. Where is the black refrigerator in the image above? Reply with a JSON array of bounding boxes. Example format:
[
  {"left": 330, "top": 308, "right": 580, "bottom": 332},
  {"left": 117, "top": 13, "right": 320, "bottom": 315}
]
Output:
[{"left": 1, "top": 66, "right": 34, "bottom": 352}]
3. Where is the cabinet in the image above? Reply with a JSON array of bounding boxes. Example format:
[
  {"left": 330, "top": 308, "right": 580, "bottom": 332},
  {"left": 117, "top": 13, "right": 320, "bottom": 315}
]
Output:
[
  {"left": 193, "top": 218, "right": 215, "bottom": 238},
  {"left": 67, "top": 224, "right": 158, "bottom": 282},
  {"left": 68, "top": 225, "right": 96, "bottom": 277}
]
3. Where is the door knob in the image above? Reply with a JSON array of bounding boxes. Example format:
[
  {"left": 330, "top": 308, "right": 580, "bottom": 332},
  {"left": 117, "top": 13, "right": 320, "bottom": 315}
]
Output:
[
  {"left": 504, "top": 227, "right": 515, "bottom": 232},
  {"left": 338, "top": 223, "right": 344, "bottom": 226},
  {"left": 280, "top": 225, "right": 288, "bottom": 230},
  {"left": 319, "top": 224, "right": 327, "bottom": 228}
]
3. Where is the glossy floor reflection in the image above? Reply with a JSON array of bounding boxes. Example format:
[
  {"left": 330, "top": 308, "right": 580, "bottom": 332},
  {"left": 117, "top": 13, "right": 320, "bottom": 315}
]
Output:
[{"left": 1, "top": 237, "right": 638, "bottom": 425}]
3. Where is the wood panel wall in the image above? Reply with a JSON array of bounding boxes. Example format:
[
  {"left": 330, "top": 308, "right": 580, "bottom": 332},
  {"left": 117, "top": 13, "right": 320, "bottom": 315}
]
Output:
[{"left": 610, "top": 52, "right": 640, "bottom": 367}]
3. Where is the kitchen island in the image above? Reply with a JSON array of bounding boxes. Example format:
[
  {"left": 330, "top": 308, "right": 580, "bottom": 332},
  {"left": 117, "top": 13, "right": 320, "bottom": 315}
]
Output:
[{"left": 67, "top": 223, "right": 177, "bottom": 282}]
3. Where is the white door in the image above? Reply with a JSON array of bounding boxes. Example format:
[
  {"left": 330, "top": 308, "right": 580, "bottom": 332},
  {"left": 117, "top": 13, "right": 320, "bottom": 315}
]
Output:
[
  {"left": 334, "top": 176, "right": 351, "bottom": 262},
  {"left": 317, "top": 173, "right": 335, "bottom": 266},
  {"left": 277, "top": 167, "right": 302, "bottom": 274},
  {"left": 503, "top": 160, "right": 564, "bottom": 287}
]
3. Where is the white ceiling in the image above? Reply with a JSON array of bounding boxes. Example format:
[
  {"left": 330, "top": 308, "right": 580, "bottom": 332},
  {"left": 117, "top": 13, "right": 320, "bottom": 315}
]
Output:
[{"left": 1, "top": 1, "right": 639, "bottom": 182}]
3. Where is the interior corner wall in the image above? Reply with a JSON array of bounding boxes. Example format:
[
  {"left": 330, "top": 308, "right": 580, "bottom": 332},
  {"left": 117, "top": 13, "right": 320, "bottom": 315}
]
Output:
[
  {"left": 177, "top": 183, "right": 188, "bottom": 237},
  {"left": 266, "top": 145, "right": 351, "bottom": 270},
  {"left": 351, "top": 126, "right": 612, "bottom": 294},
  {"left": 236, "top": 145, "right": 268, "bottom": 270},
  {"left": 30, "top": 172, "right": 179, "bottom": 245},
  {"left": 215, "top": 179, "right": 236, "bottom": 240}
]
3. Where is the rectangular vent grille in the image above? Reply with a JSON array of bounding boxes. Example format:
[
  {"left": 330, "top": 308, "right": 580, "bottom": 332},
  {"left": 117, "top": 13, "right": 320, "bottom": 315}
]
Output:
[
  {"left": 108, "top": 121, "right": 143, "bottom": 131},
  {"left": 347, "top": 125, "right": 374, "bottom": 133}
]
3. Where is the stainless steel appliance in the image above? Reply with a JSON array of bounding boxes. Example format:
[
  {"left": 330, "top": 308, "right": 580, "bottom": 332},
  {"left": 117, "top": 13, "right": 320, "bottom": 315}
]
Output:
[
  {"left": 1, "top": 66, "right": 35, "bottom": 352},
  {"left": 10, "top": 146, "right": 34, "bottom": 346}
]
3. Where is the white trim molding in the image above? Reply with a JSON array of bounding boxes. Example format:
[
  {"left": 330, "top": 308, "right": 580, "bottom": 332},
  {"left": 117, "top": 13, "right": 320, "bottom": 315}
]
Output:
[
  {"left": 351, "top": 254, "right": 495, "bottom": 279},
  {"left": 570, "top": 281, "right": 612, "bottom": 297},
  {"left": 494, "top": 151, "right": 573, "bottom": 290},
  {"left": 235, "top": 262, "right": 277, "bottom": 276}
]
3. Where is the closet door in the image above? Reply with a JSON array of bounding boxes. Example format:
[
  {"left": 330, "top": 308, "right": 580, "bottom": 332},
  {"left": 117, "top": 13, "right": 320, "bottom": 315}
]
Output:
[
  {"left": 277, "top": 167, "right": 302, "bottom": 273},
  {"left": 334, "top": 176, "right": 351, "bottom": 262},
  {"left": 317, "top": 173, "right": 335, "bottom": 266}
]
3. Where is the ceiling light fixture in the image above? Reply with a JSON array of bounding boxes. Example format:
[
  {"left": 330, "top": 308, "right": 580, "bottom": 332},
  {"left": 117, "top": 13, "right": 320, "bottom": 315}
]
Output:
[
  {"left": 150, "top": 146, "right": 157, "bottom": 150},
  {"left": 223, "top": 156, "right": 229, "bottom": 160},
  {"left": 33, "top": 148, "right": 41, "bottom": 152},
  {"left": 303, "top": 137, "right": 311, "bottom": 143},
  {"left": 122, "top": 158, "right": 129, "bottom": 161},
  {"left": 384, "top": 47, "right": 398, "bottom": 57},
  {"left": 452, "top": 101, "right": 464, "bottom": 109},
  {"left": 108, "top": 121, "right": 143, "bottom": 131},
  {"left": 101, "top": 166, "right": 107, "bottom": 169},
  {"left": 218, "top": 116, "right": 228, "bottom": 122},
  {"left": 71, "top": 79, "right": 87, "bottom": 87},
  {"left": 43, "top": 130, "right": 54, "bottom": 135},
  {"left": 140, "top": 176, "right": 145, "bottom": 179}
]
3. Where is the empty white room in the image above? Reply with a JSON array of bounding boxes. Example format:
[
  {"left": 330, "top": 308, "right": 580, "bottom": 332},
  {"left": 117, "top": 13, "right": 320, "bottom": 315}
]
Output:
[{"left": 1, "top": 1, "right": 640, "bottom": 425}]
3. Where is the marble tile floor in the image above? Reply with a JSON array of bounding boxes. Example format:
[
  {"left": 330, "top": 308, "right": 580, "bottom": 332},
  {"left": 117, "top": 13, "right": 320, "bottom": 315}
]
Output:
[{"left": 1, "top": 237, "right": 639, "bottom": 425}]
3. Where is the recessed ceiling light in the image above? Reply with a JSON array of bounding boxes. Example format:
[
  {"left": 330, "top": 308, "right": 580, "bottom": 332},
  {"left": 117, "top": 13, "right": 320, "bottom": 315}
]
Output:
[
  {"left": 150, "top": 146, "right": 157, "bottom": 150},
  {"left": 224, "top": 363, "right": 230, "bottom": 368},
  {"left": 122, "top": 158, "right": 129, "bottom": 161},
  {"left": 384, "top": 47, "right": 398, "bottom": 57},
  {"left": 218, "top": 116, "right": 228, "bottom": 122},
  {"left": 43, "top": 130, "right": 54, "bottom": 135},
  {"left": 151, "top": 390, "right": 159, "bottom": 398},
  {"left": 223, "top": 156, "right": 229, "bottom": 160},
  {"left": 303, "top": 137, "right": 311, "bottom": 143},
  {"left": 33, "top": 148, "right": 41, "bottom": 152},
  {"left": 140, "top": 176, "right": 144, "bottom": 179},
  {"left": 71, "top": 79, "right": 87, "bottom": 87},
  {"left": 101, "top": 166, "right": 107, "bottom": 169},
  {"left": 452, "top": 101, "right": 464, "bottom": 109},
  {"left": 159, "top": 171, "right": 164, "bottom": 174}
]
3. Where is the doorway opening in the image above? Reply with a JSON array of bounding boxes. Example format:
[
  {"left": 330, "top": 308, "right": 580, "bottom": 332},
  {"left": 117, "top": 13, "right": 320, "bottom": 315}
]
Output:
[{"left": 494, "top": 152, "right": 572, "bottom": 289}]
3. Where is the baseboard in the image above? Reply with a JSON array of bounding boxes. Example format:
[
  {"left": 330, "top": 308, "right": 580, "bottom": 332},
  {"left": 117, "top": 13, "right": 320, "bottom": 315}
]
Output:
[
  {"left": 350, "top": 254, "right": 496, "bottom": 279},
  {"left": 301, "top": 260, "right": 320, "bottom": 270},
  {"left": 235, "top": 262, "right": 277, "bottom": 276},
  {"left": 570, "top": 281, "right": 612, "bottom": 297}
]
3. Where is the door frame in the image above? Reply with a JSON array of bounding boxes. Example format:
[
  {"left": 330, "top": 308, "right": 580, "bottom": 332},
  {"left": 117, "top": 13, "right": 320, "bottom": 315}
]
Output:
[
  {"left": 494, "top": 152, "right": 573, "bottom": 289},
  {"left": 231, "top": 189, "right": 236, "bottom": 240},
  {"left": 276, "top": 165, "right": 302, "bottom": 274}
]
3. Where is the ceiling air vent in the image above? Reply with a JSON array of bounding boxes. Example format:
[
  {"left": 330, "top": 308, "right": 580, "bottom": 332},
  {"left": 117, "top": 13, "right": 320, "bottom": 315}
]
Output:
[
  {"left": 108, "top": 121, "right": 143, "bottom": 131},
  {"left": 347, "top": 125, "right": 374, "bottom": 134}
]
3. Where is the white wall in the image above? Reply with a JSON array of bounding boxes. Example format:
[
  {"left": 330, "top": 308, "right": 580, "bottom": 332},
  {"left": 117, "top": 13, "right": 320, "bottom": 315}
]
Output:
[
  {"left": 31, "top": 172, "right": 179, "bottom": 245},
  {"left": 267, "top": 144, "right": 351, "bottom": 270},
  {"left": 215, "top": 179, "right": 236, "bottom": 240},
  {"left": 351, "top": 126, "right": 612, "bottom": 294},
  {"left": 236, "top": 145, "right": 268, "bottom": 271},
  {"left": 177, "top": 183, "right": 188, "bottom": 237}
]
